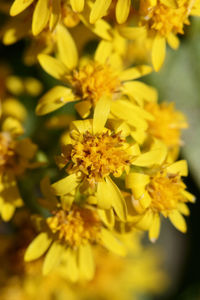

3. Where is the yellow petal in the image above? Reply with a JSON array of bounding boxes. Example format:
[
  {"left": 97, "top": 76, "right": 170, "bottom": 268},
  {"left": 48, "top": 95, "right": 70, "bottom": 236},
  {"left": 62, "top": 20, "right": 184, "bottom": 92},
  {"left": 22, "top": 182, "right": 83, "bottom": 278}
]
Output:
[
  {"left": 93, "top": 95, "right": 111, "bottom": 134},
  {"left": 125, "top": 172, "right": 149, "bottom": 190},
  {"left": 72, "top": 119, "right": 93, "bottom": 134},
  {"left": 119, "top": 65, "right": 152, "bottom": 81},
  {"left": 139, "top": 191, "right": 152, "bottom": 209},
  {"left": 123, "top": 81, "right": 158, "bottom": 104},
  {"left": 94, "top": 40, "right": 112, "bottom": 64},
  {"left": 105, "top": 177, "right": 127, "bottom": 221},
  {"left": 177, "top": 203, "right": 190, "bottom": 216},
  {"left": 133, "top": 141, "right": 167, "bottom": 167},
  {"left": 2, "top": 117, "right": 24, "bottom": 137},
  {"left": 36, "top": 86, "right": 75, "bottom": 115},
  {"left": 57, "top": 24, "right": 78, "bottom": 70},
  {"left": 182, "top": 190, "right": 195, "bottom": 203},
  {"left": 116, "top": 0, "right": 130, "bottom": 24},
  {"left": 118, "top": 26, "right": 146, "bottom": 40},
  {"left": 10, "top": 0, "right": 34, "bottom": 16},
  {"left": 65, "top": 250, "right": 79, "bottom": 282},
  {"left": 149, "top": 213, "right": 161, "bottom": 242},
  {"left": 78, "top": 244, "right": 95, "bottom": 280},
  {"left": 51, "top": 174, "right": 79, "bottom": 196},
  {"left": 167, "top": 33, "right": 179, "bottom": 50},
  {"left": 90, "top": 0, "right": 112, "bottom": 24},
  {"left": 32, "top": 0, "right": 50, "bottom": 36},
  {"left": 1, "top": 202, "right": 15, "bottom": 221},
  {"left": 152, "top": 35, "right": 166, "bottom": 72},
  {"left": 38, "top": 54, "right": 68, "bottom": 80},
  {"left": 98, "top": 208, "right": 115, "bottom": 228},
  {"left": 75, "top": 101, "right": 91, "bottom": 118},
  {"left": 160, "top": 0, "right": 177, "bottom": 8},
  {"left": 169, "top": 210, "right": 187, "bottom": 233},
  {"left": 24, "top": 233, "right": 52, "bottom": 262},
  {"left": 49, "top": 0, "right": 61, "bottom": 31},
  {"left": 43, "top": 241, "right": 64, "bottom": 275},
  {"left": 96, "top": 181, "right": 113, "bottom": 210},
  {"left": 136, "top": 210, "right": 153, "bottom": 230},
  {"left": 70, "top": 0, "right": 84, "bottom": 12},
  {"left": 166, "top": 160, "right": 188, "bottom": 177},
  {"left": 101, "top": 228, "right": 126, "bottom": 256}
]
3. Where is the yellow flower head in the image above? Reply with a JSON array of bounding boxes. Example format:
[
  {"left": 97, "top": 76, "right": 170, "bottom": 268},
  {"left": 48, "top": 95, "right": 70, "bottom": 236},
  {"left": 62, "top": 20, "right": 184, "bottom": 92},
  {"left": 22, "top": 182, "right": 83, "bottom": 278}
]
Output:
[
  {"left": 139, "top": 0, "right": 191, "bottom": 37},
  {"left": 126, "top": 160, "right": 195, "bottom": 241},
  {"left": 65, "top": 130, "right": 132, "bottom": 184},
  {"left": 24, "top": 178, "right": 126, "bottom": 280},
  {"left": 36, "top": 35, "right": 154, "bottom": 121},
  {"left": 120, "top": 0, "right": 200, "bottom": 70},
  {"left": 0, "top": 117, "right": 37, "bottom": 221},
  {"left": 145, "top": 101, "right": 188, "bottom": 148},
  {"left": 46, "top": 205, "right": 101, "bottom": 248},
  {"left": 67, "top": 61, "right": 121, "bottom": 105}
]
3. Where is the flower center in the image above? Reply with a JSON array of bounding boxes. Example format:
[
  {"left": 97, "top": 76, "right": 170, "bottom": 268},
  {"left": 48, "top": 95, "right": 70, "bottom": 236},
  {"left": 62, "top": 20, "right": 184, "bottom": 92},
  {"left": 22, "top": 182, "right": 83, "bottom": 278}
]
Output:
[
  {"left": 145, "top": 102, "right": 187, "bottom": 147},
  {"left": 67, "top": 61, "right": 121, "bottom": 105},
  {"left": 66, "top": 131, "right": 132, "bottom": 184},
  {"left": 139, "top": 0, "right": 191, "bottom": 37},
  {"left": 147, "top": 170, "right": 186, "bottom": 213},
  {"left": 46, "top": 206, "right": 101, "bottom": 248}
]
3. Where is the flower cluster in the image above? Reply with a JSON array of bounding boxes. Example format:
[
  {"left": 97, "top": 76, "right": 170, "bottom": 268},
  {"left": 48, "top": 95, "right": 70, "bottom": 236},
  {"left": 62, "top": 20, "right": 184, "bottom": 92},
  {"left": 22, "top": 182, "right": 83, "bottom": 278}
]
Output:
[{"left": 0, "top": 0, "right": 198, "bottom": 299}]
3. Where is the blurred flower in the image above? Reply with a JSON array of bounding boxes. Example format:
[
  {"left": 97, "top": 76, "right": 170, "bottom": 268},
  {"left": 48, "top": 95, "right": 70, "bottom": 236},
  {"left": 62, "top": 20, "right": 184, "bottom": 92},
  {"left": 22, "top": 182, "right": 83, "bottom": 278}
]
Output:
[{"left": 0, "top": 116, "right": 37, "bottom": 221}]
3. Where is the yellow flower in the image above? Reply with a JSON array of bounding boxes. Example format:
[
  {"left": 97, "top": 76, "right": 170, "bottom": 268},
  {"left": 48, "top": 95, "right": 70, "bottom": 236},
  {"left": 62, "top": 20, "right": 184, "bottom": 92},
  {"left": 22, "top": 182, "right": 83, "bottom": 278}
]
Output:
[
  {"left": 24, "top": 178, "right": 126, "bottom": 280},
  {"left": 36, "top": 35, "right": 155, "bottom": 122},
  {"left": 120, "top": 0, "right": 200, "bottom": 71},
  {"left": 0, "top": 117, "right": 37, "bottom": 221},
  {"left": 52, "top": 98, "right": 167, "bottom": 221},
  {"left": 126, "top": 160, "right": 195, "bottom": 241},
  {"left": 145, "top": 101, "right": 188, "bottom": 149}
]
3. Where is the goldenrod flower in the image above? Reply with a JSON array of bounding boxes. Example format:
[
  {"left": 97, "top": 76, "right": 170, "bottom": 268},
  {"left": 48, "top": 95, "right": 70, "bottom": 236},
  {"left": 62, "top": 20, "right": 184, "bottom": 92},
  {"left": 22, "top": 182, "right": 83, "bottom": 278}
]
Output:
[
  {"left": 145, "top": 102, "right": 188, "bottom": 149},
  {"left": 24, "top": 179, "right": 126, "bottom": 280},
  {"left": 52, "top": 98, "right": 167, "bottom": 221},
  {"left": 120, "top": 0, "right": 200, "bottom": 71},
  {"left": 0, "top": 117, "right": 37, "bottom": 221},
  {"left": 126, "top": 160, "right": 195, "bottom": 241},
  {"left": 36, "top": 36, "right": 154, "bottom": 121}
]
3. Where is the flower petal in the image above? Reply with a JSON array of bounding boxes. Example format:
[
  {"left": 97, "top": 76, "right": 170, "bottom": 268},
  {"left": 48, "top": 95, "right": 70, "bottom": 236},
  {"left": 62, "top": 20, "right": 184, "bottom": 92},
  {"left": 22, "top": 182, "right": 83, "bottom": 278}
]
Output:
[
  {"left": 43, "top": 241, "right": 64, "bottom": 275},
  {"left": 169, "top": 210, "right": 187, "bottom": 233},
  {"left": 51, "top": 174, "right": 79, "bottom": 196},
  {"left": 36, "top": 86, "right": 75, "bottom": 115},
  {"left": 116, "top": 0, "right": 131, "bottom": 24},
  {"left": 70, "top": 0, "right": 84, "bottom": 12},
  {"left": 101, "top": 228, "right": 126, "bottom": 256},
  {"left": 90, "top": 0, "right": 112, "bottom": 24},
  {"left": 10, "top": 0, "right": 34, "bottom": 16},
  {"left": 78, "top": 244, "right": 95, "bottom": 280},
  {"left": 57, "top": 24, "right": 78, "bottom": 69},
  {"left": 32, "top": 0, "right": 50, "bottom": 36},
  {"left": 93, "top": 95, "right": 111, "bottom": 134},
  {"left": 152, "top": 35, "right": 166, "bottom": 72},
  {"left": 38, "top": 54, "right": 68, "bottom": 80},
  {"left": 119, "top": 65, "right": 152, "bottom": 81},
  {"left": 166, "top": 160, "right": 188, "bottom": 177},
  {"left": 24, "top": 233, "right": 52, "bottom": 262},
  {"left": 149, "top": 213, "right": 161, "bottom": 242}
]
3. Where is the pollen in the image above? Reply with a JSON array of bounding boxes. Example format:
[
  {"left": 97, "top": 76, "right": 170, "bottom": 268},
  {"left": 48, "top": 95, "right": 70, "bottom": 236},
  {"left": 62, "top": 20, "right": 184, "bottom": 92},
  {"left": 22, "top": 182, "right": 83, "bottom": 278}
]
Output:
[
  {"left": 46, "top": 206, "right": 101, "bottom": 248},
  {"left": 66, "top": 131, "right": 132, "bottom": 184},
  {"left": 145, "top": 102, "right": 188, "bottom": 148},
  {"left": 139, "top": 0, "right": 191, "bottom": 37},
  {"left": 147, "top": 170, "right": 186, "bottom": 214},
  {"left": 66, "top": 61, "right": 121, "bottom": 105}
]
